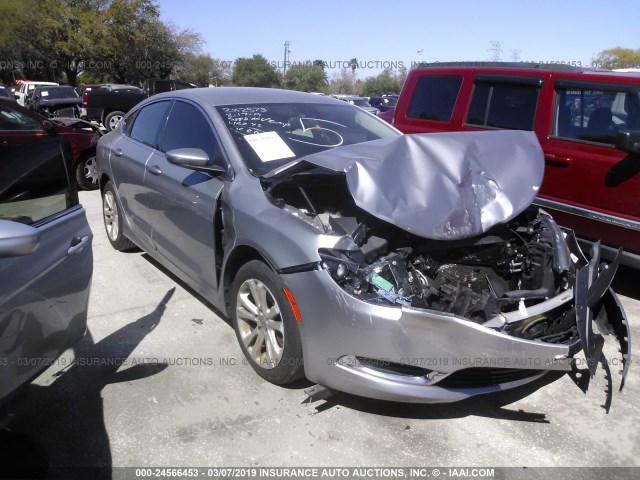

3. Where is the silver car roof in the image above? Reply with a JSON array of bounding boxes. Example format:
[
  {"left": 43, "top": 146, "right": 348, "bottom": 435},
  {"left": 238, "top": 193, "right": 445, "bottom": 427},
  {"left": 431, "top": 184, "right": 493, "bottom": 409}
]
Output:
[{"left": 153, "top": 87, "right": 346, "bottom": 107}]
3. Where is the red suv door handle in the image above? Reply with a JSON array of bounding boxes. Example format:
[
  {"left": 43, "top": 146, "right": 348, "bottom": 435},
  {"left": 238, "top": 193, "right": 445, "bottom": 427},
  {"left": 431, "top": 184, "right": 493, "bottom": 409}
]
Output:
[{"left": 544, "top": 153, "right": 572, "bottom": 166}]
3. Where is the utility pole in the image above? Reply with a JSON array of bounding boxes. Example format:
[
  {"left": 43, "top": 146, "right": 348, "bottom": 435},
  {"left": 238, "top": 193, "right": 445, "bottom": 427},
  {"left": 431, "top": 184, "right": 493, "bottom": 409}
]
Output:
[{"left": 283, "top": 41, "right": 291, "bottom": 78}]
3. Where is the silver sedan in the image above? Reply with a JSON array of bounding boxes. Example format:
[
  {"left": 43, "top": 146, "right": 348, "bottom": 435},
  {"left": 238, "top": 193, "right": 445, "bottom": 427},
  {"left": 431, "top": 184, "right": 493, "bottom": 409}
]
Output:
[{"left": 96, "top": 87, "right": 630, "bottom": 404}]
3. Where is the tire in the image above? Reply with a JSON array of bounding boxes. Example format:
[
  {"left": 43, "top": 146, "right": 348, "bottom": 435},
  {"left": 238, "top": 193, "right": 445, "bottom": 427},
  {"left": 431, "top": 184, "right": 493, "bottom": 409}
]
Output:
[
  {"left": 231, "top": 260, "right": 304, "bottom": 385},
  {"left": 102, "top": 181, "right": 135, "bottom": 251},
  {"left": 75, "top": 150, "right": 99, "bottom": 190},
  {"left": 104, "top": 110, "right": 125, "bottom": 132}
]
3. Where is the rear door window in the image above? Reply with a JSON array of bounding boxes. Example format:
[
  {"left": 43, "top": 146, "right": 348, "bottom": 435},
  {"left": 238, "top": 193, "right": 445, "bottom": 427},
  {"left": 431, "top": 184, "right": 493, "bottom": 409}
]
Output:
[
  {"left": 407, "top": 76, "right": 463, "bottom": 122},
  {"left": 466, "top": 76, "right": 542, "bottom": 130},
  {"left": 553, "top": 84, "right": 640, "bottom": 145},
  {"left": 128, "top": 101, "right": 171, "bottom": 149}
]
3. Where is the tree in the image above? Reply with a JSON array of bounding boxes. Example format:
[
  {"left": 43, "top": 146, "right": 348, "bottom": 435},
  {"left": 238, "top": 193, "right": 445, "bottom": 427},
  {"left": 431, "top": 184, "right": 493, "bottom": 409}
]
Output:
[
  {"left": 592, "top": 48, "right": 640, "bottom": 70},
  {"left": 0, "top": 0, "right": 204, "bottom": 85},
  {"left": 0, "top": 0, "right": 109, "bottom": 85},
  {"left": 182, "top": 54, "right": 214, "bottom": 87},
  {"left": 231, "top": 54, "right": 281, "bottom": 88},
  {"left": 210, "top": 59, "right": 233, "bottom": 86},
  {"left": 362, "top": 69, "right": 402, "bottom": 96},
  {"left": 330, "top": 68, "right": 356, "bottom": 94},
  {"left": 132, "top": 20, "right": 203, "bottom": 81},
  {"left": 348, "top": 58, "right": 358, "bottom": 74},
  {"left": 284, "top": 61, "right": 328, "bottom": 92}
]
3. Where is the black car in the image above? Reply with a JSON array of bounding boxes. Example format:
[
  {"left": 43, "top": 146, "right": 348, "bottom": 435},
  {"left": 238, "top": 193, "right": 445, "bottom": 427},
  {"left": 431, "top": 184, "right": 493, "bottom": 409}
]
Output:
[{"left": 26, "top": 85, "right": 82, "bottom": 118}]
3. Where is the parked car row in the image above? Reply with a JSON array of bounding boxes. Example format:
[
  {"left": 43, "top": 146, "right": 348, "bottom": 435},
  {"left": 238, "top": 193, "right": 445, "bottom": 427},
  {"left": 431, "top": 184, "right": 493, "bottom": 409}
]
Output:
[
  {"left": 332, "top": 94, "right": 400, "bottom": 116},
  {"left": 384, "top": 62, "right": 640, "bottom": 268}
]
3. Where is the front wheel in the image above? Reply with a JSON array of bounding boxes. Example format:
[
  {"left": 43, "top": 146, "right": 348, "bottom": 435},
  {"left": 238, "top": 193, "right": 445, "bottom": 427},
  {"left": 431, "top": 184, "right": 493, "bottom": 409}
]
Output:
[
  {"left": 104, "top": 111, "right": 125, "bottom": 132},
  {"left": 75, "top": 150, "right": 99, "bottom": 190},
  {"left": 231, "top": 261, "right": 304, "bottom": 385},
  {"left": 102, "top": 181, "right": 135, "bottom": 251}
]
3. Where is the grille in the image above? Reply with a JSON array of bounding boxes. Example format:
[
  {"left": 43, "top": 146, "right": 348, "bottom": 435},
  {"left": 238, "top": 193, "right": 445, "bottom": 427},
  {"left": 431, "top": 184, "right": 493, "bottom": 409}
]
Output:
[{"left": 54, "top": 107, "right": 76, "bottom": 117}]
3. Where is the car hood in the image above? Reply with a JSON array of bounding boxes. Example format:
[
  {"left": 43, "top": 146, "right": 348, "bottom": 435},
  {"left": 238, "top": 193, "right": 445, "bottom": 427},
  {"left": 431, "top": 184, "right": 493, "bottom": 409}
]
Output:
[{"left": 292, "top": 130, "right": 544, "bottom": 240}]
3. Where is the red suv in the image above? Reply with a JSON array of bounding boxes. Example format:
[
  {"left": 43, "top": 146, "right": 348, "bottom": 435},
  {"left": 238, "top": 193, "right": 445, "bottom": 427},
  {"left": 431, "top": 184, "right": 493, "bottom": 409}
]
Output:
[{"left": 391, "top": 63, "right": 640, "bottom": 267}]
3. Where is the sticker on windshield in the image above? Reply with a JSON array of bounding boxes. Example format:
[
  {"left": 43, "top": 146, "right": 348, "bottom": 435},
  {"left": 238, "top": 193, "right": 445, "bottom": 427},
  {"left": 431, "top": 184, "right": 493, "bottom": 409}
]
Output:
[
  {"left": 244, "top": 131, "right": 295, "bottom": 162},
  {"left": 41, "top": 91, "right": 49, "bottom": 97}
]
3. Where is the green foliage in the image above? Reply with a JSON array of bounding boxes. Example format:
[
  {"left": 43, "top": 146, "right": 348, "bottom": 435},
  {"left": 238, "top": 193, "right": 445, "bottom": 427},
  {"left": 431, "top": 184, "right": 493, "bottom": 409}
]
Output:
[
  {"left": 362, "top": 69, "right": 403, "bottom": 96},
  {"left": 181, "top": 54, "right": 214, "bottom": 87},
  {"left": 284, "top": 61, "right": 328, "bottom": 92},
  {"left": 592, "top": 48, "right": 640, "bottom": 70},
  {"left": 232, "top": 54, "right": 281, "bottom": 88},
  {"left": 181, "top": 54, "right": 231, "bottom": 87},
  {"left": 0, "top": 0, "right": 109, "bottom": 84},
  {"left": 0, "top": 0, "right": 203, "bottom": 85}
]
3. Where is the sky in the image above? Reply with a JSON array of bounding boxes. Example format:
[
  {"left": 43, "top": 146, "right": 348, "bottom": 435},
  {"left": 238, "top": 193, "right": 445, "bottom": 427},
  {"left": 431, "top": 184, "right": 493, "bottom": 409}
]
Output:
[{"left": 158, "top": 0, "right": 639, "bottom": 78}]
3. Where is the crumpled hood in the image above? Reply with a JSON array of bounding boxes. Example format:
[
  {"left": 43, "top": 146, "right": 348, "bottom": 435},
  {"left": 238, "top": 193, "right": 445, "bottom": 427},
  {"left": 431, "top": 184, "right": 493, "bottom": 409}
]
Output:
[{"left": 301, "top": 130, "right": 544, "bottom": 240}]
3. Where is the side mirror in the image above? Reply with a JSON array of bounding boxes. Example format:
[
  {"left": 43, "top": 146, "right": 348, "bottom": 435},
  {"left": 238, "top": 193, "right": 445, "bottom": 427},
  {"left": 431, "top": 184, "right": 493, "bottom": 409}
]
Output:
[
  {"left": 166, "top": 148, "right": 226, "bottom": 176},
  {"left": 42, "top": 120, "right": 54, "bottom": 131},
  {"left": 615, "top": 130, "right": 640, "bottom": 153},
  {"left": 0, "top": 220, "right": 40, "bottom": 257}
]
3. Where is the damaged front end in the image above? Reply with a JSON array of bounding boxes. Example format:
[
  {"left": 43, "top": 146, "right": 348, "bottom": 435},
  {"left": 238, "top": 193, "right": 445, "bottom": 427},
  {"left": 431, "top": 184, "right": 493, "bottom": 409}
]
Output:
[
  {"left": 315, "top": 210, "right": 630, "bottom": 392},
  {"left": 262, "top": 131, "right": 630, "bottom": 397}
]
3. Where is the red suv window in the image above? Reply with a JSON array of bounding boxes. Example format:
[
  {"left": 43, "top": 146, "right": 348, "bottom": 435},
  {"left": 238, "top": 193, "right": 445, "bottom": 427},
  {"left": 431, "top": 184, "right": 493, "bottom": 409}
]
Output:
[
  {"left": 466, "top": 76, "right": 542, "bottom": 130},
  {"left": 407, "top": 75, "right": 463, "bottom": 122},
  {"left": 553, "top": 84, "right": 640, "bottom": 145}
]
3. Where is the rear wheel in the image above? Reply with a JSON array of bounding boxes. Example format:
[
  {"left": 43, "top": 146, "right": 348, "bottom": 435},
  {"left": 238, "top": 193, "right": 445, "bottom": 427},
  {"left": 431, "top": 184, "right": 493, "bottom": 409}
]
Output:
[
  {"left": 102, "top": 181, "right": 135, "bottom": 251},
  {"left": 231, "top": 261, "right": 304, "bottom": 385},
  {"left": 75, "top": 150, "right": 99, "bottom": 190}
]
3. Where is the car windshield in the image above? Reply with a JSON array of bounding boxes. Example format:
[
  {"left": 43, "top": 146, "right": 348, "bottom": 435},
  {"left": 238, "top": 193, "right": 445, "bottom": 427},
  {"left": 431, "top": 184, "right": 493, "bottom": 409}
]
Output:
[
  {"left": 383, "top": 97, "right": 398, "bottom": 107},
  {"left": 216, "top": 102, "right": 399, "bottom": 175},
  {"left": 37, "top": 87, "right": 78, "bottom": 99}
]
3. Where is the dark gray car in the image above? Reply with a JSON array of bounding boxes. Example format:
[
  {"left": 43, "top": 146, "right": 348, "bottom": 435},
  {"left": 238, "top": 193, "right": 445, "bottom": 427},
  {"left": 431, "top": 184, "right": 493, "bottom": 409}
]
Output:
[
  {"left": 96, "top": 87, "right": 630, "bottom": 404},
  {"left": 0, "top": 137, "right": 93, "bottom": 404}
]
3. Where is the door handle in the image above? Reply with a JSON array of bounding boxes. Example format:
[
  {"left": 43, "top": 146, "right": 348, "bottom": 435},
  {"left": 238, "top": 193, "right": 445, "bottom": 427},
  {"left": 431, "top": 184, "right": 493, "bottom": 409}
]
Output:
[
  {"left": 147, "top": 165, "right": 162, "bottom": 175},
  {"left": 544, "top": 153, "right": 572, "bottom": 167},
  {"left": 114, "top": 148, "right": 123, "bottom": 157},
  {"left": 67, "top": 235, "right": 90, "bottom": 255}
]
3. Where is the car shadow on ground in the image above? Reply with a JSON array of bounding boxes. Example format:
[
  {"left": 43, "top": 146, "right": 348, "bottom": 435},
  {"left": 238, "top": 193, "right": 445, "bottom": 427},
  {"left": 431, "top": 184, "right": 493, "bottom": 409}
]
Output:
[
  {"left": 0, "top": 288, "right": 174, "bottom": 480},
  {"left": 140, "top": 253, "right": 231, "bottom": 327}
]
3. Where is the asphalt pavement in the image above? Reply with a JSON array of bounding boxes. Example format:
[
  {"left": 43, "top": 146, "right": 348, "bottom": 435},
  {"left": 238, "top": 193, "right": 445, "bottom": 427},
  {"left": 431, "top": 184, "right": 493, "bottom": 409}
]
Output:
[{"left": 1, "top": 190, "right": 639, "bottom": 478}]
